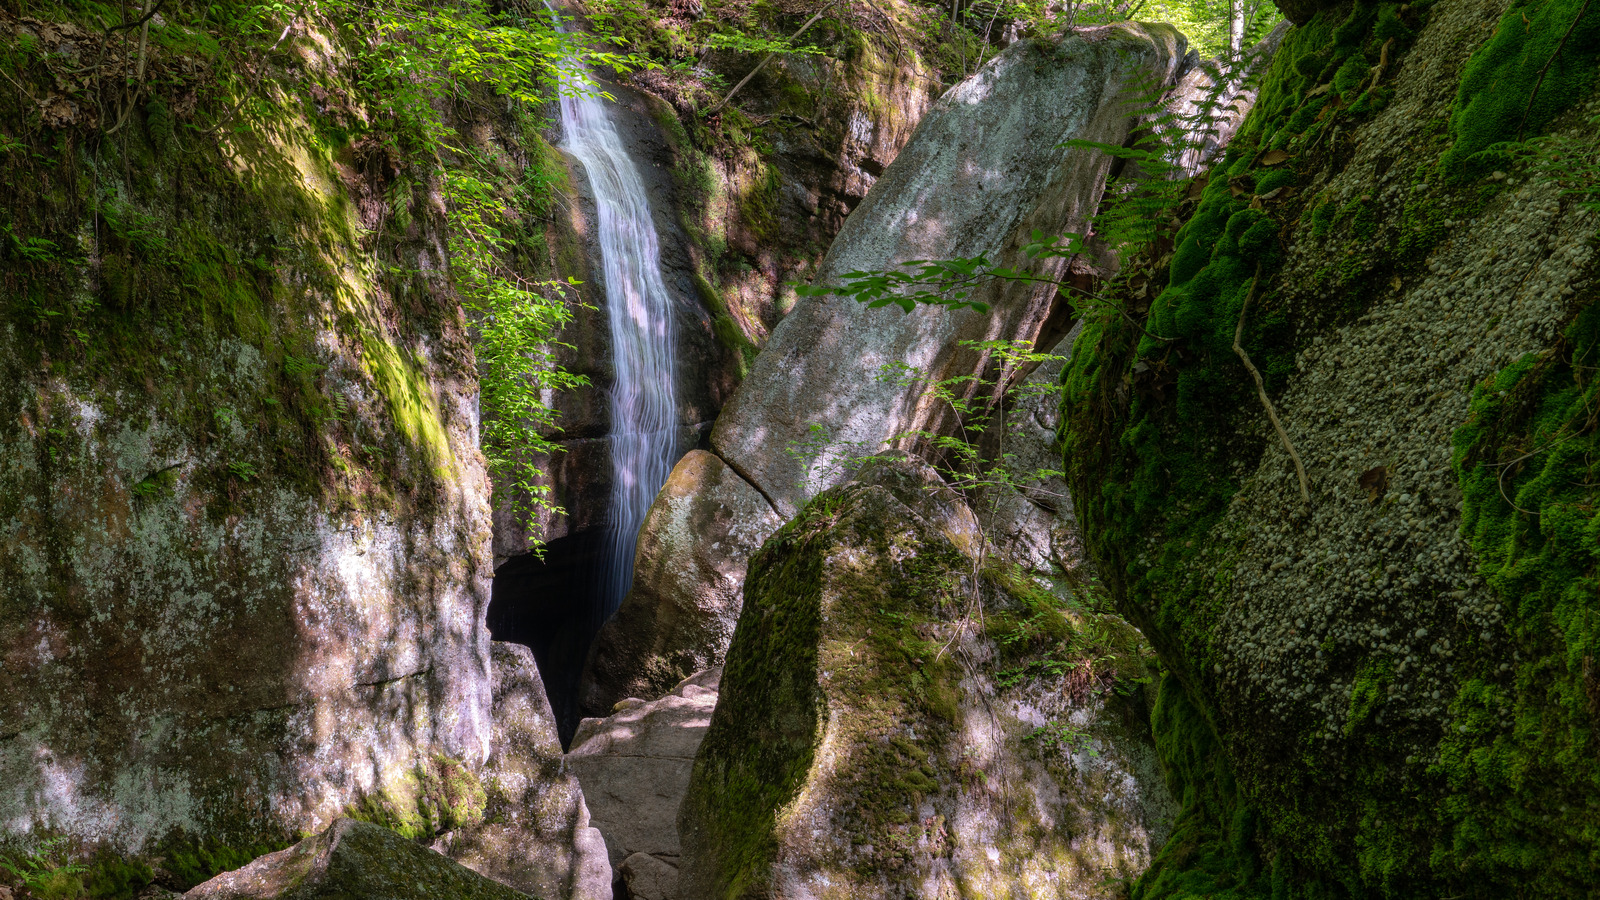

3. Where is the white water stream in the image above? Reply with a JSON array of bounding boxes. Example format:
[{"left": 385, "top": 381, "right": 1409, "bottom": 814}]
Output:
[{"left": 555, "top": 68, "right": 680, "bottom": 623}]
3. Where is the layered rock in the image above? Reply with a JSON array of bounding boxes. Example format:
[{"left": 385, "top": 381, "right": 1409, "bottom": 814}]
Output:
[
  {"left": 566, "top": 668, "right": 722, "bottom": 900},
  {"left": 185, "top": 819, "right": 524, "bottom": 900},
  {"left": 585, "top": 24, "right": 1192, "bottom": 712},
  {"left": 678, "top": 457, "right": 1175, "bottom": 899},
  {"left": 1062, "top": 0, "right": 1600, "bottom": 895}
]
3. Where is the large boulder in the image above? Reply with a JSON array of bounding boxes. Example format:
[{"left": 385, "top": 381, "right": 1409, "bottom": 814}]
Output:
[
  {"left": 579, "top": 452, "right": 780, "bottom": 715},
  {"left": 430, "top": 642, "right": 610, "bottom": 900},
  {"left": 0, "top": 14, "right": 495, "bottom": 852},
  {"left": 587, "top": 24, "right": 1190, "bottom": 712},
  {"left": 184, "top": 819, "right": 525, "bottom": 900},
  {"left": 1062, "top": 0, "right": 1600, "bottom": 895},
  {"left": 677, "top": 457, "right": 1175, "bottom": 899},
  {"left": 710, "top": 24, "right": 1189, "bottom": 519},
  {"left": 565, "top": 668, "right": 721, "bottom": 900}
]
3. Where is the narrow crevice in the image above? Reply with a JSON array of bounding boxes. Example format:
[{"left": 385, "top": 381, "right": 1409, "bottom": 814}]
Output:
[{"left": 709, "top": 447, "right": 783, "bottom": 518}]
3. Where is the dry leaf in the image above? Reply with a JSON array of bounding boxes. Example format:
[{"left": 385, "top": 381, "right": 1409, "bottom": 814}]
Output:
[
  {"left": 1306, "top": 83, "right": 1331, "bottom": 98},
  {"left": 1258, "top": 187, "right": 1286, "bottom": 201},
  {"left": 1359, "top": 465, "right": 1388, "bottom": 502},
  {"left": 1185, "top": 177, "right": 1209, "bottom": 200},
  {"left": 1261, "top": 149, "right": 1293, "bottom": 167}
]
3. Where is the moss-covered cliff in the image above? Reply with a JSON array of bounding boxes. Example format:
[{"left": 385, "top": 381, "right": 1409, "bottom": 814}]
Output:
[
  {"left": 1062, "top": 0, "right": 1600, "bottom": 895},
  {"left": 0, "top": 0, "right": 586, "bottom": 876}
]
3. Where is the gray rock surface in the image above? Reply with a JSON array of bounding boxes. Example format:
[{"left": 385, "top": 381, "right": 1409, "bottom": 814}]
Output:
[
  {"left": 590, "top": 25, "right": 1188, "bottom": 715},
  {"left": 579, "top": 451, "right": 780, "bottom": 715},
  {"left": 677, "top": 456, "right": 1174, "bottom": 900},
  {"left": 711, "top": 24, "right": 1189, "bottom": 518},
  {"left": 184, "top": 819, "right": 525, "bottom": 900},
  {"left": 566, "top": 668, "right": 721, "bottom": 887},
  {"left": 432, "top": 642, "right": 610, "bottom": 899}
]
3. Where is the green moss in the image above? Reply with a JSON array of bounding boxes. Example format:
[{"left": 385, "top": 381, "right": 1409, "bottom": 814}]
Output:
[
  {"left": 1440, "top": 0, "right": 1600, "bottom": 179},
  {"left": 161, "top": 837, "right": 291, "bottom": 891},
  {"left": 1439, "top": 296, "right": 1600, "bottom": 892},
  {"left": 82, "top": 853, "right": 154, "bottom": 899},
  {"left": 345, "top": 754, "right": 489, "bottom": 843}
]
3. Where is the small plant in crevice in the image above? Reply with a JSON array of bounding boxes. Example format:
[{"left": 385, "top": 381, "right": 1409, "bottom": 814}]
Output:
[{"left": 0, "top": 837, "right": 87, "bottom": 900}]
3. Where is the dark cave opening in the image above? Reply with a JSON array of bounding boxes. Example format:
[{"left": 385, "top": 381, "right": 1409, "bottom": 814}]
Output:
[{"left": 486, "top": 530, "right": 609, "bottom": 749}]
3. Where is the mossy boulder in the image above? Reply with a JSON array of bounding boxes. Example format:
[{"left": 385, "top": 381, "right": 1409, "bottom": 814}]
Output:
[
  {"left": 183, "top": 819, "right": 528, "bottom": 900},
  {"left": 677, "top": 456, "right": 1174, "bottom": 900},
  {"left": 1061, "top": 0, "right": 1600, "bottom": 895}
]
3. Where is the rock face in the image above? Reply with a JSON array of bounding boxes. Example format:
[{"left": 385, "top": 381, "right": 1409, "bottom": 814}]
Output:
[
  {"left": 712, "top": 24, "right": 1189, "bottom": 518},
  {"left": 431, "top": 643, "right": 610, "bottom": 900},
  {"left": 184, "top": 819, "right": 525, "bottom": 900},
  {"left": 588, "top": 24, "right": 1191, "bottom": 712},
  {"left": 581, "top": 453, "right": 779, "bottom": 714},
  {"left": 1062, "top": 1, "right": 1600, "bottom": 895},
  {"left": 0, "top": 16, "right": 498, "bottom": 852},
  {"left": 566, "top": 668, "right": 722, "bottom": 899},
  {"left": 678, "top": 457, "right": 1175, "bottom": 899}
]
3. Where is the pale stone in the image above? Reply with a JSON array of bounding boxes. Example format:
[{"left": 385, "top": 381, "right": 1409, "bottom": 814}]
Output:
[{"left": 579, "top": 451, "right": 779, "bottom": 715}]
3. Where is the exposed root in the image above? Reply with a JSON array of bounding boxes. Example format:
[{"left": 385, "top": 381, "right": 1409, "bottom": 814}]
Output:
[{"left": 1234, "top": 262, "right": 1311, "bottom": 505}]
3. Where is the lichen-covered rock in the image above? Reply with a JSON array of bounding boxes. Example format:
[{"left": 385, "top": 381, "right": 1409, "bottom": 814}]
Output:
[
  {"left": 0, "top": 16, "right": 500, "bottom": 853},
  {"left": 711, "top": 23, "right": 1190, "bottom": 519},
  {"left": 184, "top": 819, "right": 525, "bottom": 900},
  {"left": 566, "top": 668, "right": 720, "bottom": 883},
  {"left": 1062, "top": 0, "right": 1600, "bottom": 895},
  {"left": 597, "top": 26, "right": 1190, "bottom": 715},
  {"left": 677, "top": 456, "right": 1174, "bottom": 900},
  {"left": 579, "top": 452, "right": 780, "bottom": 715},
  {"left": 431, "top": 643, "right": 610, "bottom": 899}
]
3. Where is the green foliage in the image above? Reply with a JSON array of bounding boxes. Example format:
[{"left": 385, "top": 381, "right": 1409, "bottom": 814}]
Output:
[
  {"left": 1439, "top": 0, "right": 1600, "bottom": 180},
  {"left": 1, "top": 838, "right": 87, "bottom": 900}
]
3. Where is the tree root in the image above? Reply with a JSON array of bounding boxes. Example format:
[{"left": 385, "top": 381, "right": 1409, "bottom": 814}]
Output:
[{"left": 1234, "top": 262, "right": 1311, "bottom": 505}]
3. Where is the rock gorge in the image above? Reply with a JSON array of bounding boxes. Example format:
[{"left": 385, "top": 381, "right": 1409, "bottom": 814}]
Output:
[{"left": 1, "top": 0, "right": 1598, "bottom": 898}]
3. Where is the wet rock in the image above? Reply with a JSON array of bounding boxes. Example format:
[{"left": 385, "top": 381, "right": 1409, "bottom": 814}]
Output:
[
  {"left": 580, "top": 452, "right": 780, "bottom": 715},
  {"left": 678, "top": 457, "right": 1174, "bottom": 900},
  {"left": 566, "top": 668, "right": 720, "bottom": 878},
  {"left": 184, "top": 819, "right": 524, "bottom": 900}
]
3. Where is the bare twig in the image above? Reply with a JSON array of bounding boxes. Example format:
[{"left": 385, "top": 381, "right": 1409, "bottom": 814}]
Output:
[
  {"left": 706, "top": 2, "right": 835, "bottom": 117},
  {"left": 1518, "top": 0, "right": 1593, "bottom": 141},
  {"left": 1233, "top": 263, "right": 1310, "bottom": 505},
  {"left": 102, "top": 0, "right": 166, "bottom": 34}
]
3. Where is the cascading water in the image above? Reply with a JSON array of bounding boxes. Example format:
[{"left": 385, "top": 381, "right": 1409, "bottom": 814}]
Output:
[{"left": 555, "top": 64, "right": 680, "bottom": 627}]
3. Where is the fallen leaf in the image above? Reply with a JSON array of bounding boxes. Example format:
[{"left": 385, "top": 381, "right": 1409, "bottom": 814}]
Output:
[
  {"left": 1306, "top": 83, "right": 1331, "bottom": 97},
  {"left": 1258, "top": 187, "right": 1286, "bottom": 201},
  {"left": 1261, "top": 149, "right": 1293, "bottom": 167},
  {"left": 1185, "top": 177, "right": 1209, "bottom": 200},
  {"left": 1359, "top": 465, "right": 1388, "bottom": 502}
]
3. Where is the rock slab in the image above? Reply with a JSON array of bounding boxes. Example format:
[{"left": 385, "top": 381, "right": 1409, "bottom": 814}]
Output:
[{"left": 566, "top": 668, "right": 721, "bottom": 896}]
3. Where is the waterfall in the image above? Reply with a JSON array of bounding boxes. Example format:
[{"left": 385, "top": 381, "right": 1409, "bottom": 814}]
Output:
[{"left": 555, "top": 69, "right": 680, "bottom": 625}]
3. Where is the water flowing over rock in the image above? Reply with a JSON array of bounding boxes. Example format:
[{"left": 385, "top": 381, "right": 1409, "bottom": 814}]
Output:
[
  {"left": 184, "top": 819, "right": 525, "bottom": 900},
  {"left": 588, "top": 22, "right": 1190, "bottom": 710},
  {"left": 677, "top": 456, "right": 1174, "bottom": 899},
  {"left": 556, "top": 67, "right": 683, "bottom": 624}
]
